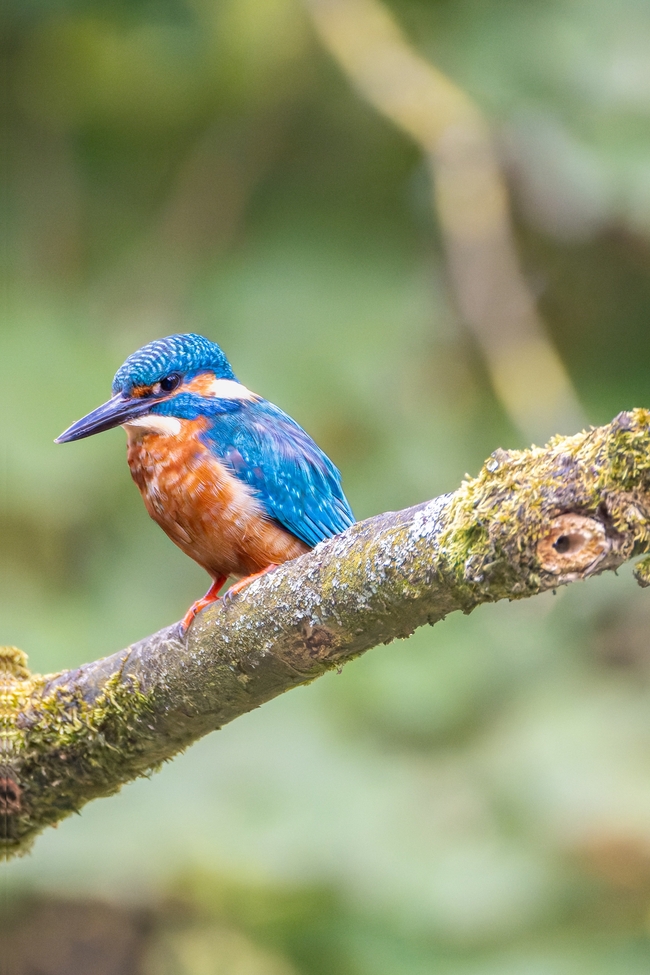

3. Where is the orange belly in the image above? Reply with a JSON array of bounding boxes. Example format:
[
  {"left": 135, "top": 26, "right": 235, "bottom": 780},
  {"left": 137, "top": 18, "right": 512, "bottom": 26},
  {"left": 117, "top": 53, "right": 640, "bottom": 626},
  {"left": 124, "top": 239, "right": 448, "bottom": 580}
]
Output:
[{"left": 125, "top": 421, "right": 308, "bottom": 579}]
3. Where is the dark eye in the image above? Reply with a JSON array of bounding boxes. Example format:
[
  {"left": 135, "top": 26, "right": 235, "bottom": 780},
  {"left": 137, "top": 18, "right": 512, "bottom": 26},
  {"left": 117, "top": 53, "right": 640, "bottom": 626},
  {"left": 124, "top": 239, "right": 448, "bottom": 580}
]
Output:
[{"left": 159, "top": 373, "right": 181, "bottom": 393}]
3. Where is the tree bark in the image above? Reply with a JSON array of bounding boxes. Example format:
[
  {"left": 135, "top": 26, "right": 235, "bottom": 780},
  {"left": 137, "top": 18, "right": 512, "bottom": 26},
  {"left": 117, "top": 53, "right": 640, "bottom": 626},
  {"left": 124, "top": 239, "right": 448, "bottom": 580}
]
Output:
[{"left": 3, "top": 409, "right": 650, "bottom": 858}]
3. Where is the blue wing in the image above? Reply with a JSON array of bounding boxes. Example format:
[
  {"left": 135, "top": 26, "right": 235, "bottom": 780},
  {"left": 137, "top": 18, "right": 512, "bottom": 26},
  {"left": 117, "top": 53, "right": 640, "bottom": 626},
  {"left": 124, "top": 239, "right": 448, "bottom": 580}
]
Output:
[{"left": 202, "top": 399, "right": 355, "bottom": 548}]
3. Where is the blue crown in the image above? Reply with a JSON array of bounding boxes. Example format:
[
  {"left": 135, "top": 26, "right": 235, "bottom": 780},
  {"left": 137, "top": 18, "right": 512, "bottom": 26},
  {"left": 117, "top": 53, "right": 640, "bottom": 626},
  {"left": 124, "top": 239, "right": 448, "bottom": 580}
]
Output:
[{"left": 112, "top": 333, "right": 236, "bottom": 393}]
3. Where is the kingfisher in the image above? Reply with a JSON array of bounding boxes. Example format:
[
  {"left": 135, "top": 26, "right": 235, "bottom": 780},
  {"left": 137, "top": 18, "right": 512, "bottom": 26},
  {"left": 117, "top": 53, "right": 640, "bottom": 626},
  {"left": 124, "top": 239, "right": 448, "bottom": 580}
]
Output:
[{"left": 56, "top": 333, "right": 354, "bottom": 630}]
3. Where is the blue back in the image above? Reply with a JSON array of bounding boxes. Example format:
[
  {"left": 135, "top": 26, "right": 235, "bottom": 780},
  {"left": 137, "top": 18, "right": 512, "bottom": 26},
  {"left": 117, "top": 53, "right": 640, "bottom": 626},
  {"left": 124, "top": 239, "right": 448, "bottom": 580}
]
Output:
[{"left": 201, "top": 399, "right": 354, "bottom": 548}]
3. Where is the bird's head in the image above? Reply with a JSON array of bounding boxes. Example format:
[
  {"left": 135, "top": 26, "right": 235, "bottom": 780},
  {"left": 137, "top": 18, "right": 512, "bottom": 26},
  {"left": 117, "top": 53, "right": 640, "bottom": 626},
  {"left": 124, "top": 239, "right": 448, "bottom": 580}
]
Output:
[{"left": 56, "top": 333, "right": 244, "bottom": 443}]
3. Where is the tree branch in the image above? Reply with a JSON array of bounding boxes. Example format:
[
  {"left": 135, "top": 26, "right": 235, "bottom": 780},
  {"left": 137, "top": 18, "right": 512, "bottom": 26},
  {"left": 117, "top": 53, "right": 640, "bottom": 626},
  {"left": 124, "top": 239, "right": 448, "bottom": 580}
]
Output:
[{"left": 4, "top": 409, "right": 650, "bottom": 858}]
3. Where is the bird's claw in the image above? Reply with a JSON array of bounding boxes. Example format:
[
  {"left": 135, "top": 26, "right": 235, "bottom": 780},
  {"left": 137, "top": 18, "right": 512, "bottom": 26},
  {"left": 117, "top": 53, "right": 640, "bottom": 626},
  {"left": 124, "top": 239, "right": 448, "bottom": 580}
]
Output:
[
  {"left": 179, "top": 575, "right": 227, "bottom": 634},
  {"left": 180, "top": 565, "right": 278, "bottom": 631},
  {"left": 222, "top": 564, "right": 279, "bottom": 609},
  {"left": 222, "top": 587, "right": 239, "bottom": 608}
]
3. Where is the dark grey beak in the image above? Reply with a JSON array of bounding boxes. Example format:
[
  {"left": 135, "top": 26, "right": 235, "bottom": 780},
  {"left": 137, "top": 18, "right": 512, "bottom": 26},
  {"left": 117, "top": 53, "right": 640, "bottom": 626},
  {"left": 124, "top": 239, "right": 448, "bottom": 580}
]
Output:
[{"left": 55, "top": 394, "right": 154, "bottom": 443}]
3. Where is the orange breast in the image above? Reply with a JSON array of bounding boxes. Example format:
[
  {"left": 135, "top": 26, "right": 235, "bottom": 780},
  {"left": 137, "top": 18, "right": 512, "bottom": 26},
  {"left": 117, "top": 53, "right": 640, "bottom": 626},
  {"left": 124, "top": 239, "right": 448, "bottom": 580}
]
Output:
[{"left": 125, "top": 418, "right": 308, "bottom": 579}]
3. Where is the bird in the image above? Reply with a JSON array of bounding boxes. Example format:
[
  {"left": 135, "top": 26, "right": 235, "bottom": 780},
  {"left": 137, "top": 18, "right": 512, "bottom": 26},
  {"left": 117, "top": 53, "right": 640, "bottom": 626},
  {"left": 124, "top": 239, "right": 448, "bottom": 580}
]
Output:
[{"left": 56, "top": 333, "right": 355, "bottom": 631}]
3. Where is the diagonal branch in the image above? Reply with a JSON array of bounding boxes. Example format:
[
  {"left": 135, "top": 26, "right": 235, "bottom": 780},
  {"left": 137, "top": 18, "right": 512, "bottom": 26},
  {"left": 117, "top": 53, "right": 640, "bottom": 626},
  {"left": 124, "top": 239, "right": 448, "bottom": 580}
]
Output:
[{"left": 4, "top": 409, "right": 650, "bottom": 858}]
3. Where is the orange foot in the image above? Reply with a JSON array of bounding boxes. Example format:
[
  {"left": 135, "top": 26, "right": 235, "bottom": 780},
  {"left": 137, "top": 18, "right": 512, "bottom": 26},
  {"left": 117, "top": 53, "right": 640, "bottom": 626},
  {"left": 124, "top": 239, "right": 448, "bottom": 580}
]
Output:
[
  {"left": 223, "top": 564, "right": 279, "bottom": 606},
  {"left": 180, "top": 575, "right": 227, "bottom": 633}
]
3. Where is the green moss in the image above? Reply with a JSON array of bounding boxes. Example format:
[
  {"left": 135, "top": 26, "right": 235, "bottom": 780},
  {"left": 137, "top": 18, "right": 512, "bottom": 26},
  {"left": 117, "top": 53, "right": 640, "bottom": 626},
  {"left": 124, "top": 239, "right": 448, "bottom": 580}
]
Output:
[
  {"left": 437, "top": 410, "right": 650, "bottom": 607},
  {"left": 0, "top": 646, "right": 31, "bottom": 681},
  {"left": 1, "top": 647, "right": 40, "bottom": 856},
  {"left": 8, "top": 668, "right": 160, "bottom": 854}
]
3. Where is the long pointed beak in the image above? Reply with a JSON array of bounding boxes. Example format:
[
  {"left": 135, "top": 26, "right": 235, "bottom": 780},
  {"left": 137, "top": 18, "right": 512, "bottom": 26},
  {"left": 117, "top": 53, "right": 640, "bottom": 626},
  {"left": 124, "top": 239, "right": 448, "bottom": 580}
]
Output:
[{"left": 55, "top": 394, "right": 155, "bottom": 443}]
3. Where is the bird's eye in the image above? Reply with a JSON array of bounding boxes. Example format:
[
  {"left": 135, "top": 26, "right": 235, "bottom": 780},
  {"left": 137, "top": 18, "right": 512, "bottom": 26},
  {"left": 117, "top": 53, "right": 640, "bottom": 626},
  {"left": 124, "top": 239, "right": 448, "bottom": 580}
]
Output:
[{"left": 159, "top": 373, "right": 182, "bottom": 394}]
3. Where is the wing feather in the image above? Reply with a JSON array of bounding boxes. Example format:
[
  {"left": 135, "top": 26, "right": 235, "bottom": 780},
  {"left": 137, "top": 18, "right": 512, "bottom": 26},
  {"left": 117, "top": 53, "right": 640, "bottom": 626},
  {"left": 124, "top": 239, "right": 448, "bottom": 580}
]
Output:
[{"left": 202, "top": 400, "right": 354, "bottom": 547}]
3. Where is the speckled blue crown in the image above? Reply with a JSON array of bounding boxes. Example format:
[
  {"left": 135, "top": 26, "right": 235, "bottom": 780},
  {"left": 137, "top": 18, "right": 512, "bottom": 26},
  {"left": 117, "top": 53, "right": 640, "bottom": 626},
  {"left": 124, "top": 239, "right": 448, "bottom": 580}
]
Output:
[{"left": 112, "top": 333, "right": 236, "bottom": 393}]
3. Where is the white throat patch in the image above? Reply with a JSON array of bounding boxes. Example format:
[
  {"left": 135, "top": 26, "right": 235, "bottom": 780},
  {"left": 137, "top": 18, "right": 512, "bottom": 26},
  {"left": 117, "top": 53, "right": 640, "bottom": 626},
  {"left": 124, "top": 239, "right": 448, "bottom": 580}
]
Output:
[{"left": 123, "top": 414, "right": 182, "bottom": 436}]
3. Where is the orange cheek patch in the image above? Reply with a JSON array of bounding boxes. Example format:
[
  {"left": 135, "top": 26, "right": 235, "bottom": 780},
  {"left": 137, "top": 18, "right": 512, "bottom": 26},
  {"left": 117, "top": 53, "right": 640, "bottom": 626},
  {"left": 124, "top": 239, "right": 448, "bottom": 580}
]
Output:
[{"left": 183, "top": 373, "right": 218, "bottom": 396}]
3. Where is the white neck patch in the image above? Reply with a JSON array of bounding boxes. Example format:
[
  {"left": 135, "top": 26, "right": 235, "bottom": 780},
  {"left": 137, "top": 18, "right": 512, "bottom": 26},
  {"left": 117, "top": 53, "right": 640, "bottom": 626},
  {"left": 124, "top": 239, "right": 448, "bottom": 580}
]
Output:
[
  {"left": 123, "top": 414, "right": 182, "bottom": 436},
  {"left": 207, "top": 378, "right": 257, "bottom": 401}
]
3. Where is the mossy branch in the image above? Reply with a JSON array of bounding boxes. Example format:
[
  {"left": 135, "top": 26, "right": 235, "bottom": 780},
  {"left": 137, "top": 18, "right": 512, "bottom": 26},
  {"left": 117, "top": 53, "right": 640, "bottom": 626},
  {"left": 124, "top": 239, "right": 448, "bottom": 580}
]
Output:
[{"left": 4, "top": 409, "right": 650, "bottom": 858}]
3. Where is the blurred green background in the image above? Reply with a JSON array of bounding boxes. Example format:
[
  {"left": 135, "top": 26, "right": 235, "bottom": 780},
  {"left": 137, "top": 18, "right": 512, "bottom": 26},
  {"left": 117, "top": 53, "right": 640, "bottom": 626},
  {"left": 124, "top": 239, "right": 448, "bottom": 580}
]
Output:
[{"left": 3, "top": 0, "right": 650, "bottom": 972}]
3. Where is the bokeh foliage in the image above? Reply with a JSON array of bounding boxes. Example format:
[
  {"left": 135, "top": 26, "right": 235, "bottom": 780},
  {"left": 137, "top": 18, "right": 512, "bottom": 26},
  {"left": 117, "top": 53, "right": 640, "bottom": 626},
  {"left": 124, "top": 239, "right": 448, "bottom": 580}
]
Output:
[{"left": 3, "top": 0, "right": 650, "bottom": 972}]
